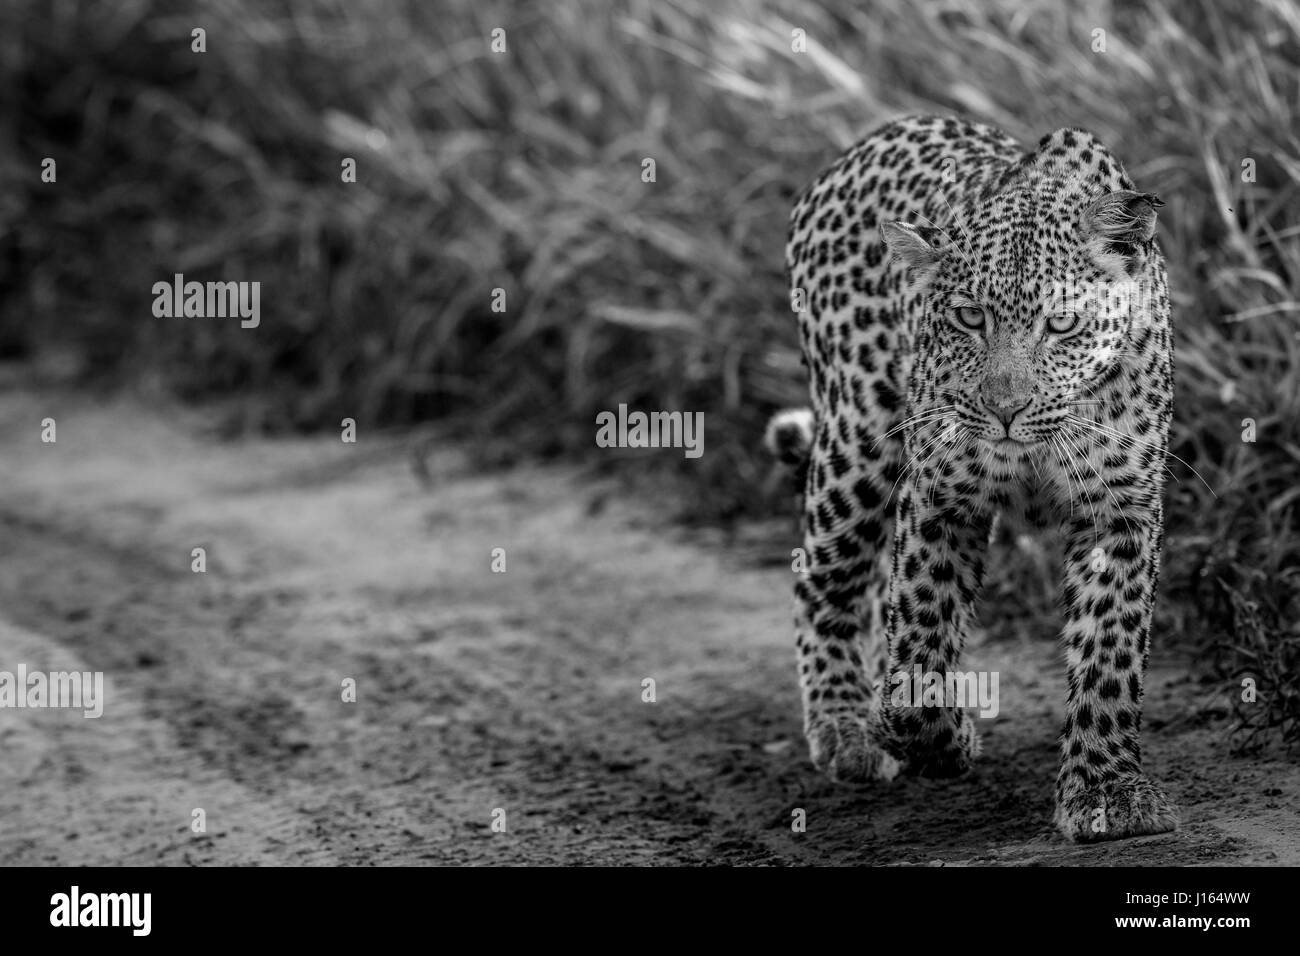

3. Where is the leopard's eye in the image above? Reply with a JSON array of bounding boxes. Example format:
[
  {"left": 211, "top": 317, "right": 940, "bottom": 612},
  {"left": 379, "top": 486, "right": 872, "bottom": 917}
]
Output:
[
  {"left": 1048, "top": 311, "right": 1081, "bottom": 334},
  {"left": 950, "top": 305, "right": 985, "bottom": 332}
]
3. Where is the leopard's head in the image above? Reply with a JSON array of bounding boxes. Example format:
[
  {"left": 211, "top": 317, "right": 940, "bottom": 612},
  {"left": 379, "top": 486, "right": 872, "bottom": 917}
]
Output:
[{"left": 881, "top": 163, "right": 1162, "bottom": 454}]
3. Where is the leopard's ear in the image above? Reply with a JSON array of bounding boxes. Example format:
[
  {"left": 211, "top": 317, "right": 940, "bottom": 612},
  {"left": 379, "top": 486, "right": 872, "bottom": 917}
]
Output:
[
  {"left": 880, "top": 220, "right": 943, "bottom": 289},
  {"left": 1082, "top": 190, "right": 1162, "bottom": 274}
]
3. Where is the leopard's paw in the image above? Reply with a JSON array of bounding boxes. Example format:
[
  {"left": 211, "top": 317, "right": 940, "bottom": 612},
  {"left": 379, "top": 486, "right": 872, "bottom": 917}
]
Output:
[
  {"left": 805, "top": 709, "right": 899, "bottom": 784},
  {"left": 882, "top": 708, "right": 981, "bottom": 778},
  {"left": 1055, "top": 774, "right": 1179, "bottom": 843}
]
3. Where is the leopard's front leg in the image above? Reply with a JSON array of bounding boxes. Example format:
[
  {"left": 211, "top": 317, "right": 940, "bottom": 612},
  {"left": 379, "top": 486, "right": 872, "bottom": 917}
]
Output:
[
  {"left": 878, "top": 481, "right": 991, "bottom": 777},
  {"left": 1053, "top": 508, "right": 1179, "bottom": 842},
  {"left": 793, "top": 416, "right": 904, "bottom": 784}
]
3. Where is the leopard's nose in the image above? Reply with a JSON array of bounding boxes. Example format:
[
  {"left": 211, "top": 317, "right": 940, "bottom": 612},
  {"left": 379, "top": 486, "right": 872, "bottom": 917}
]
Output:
[
  {"left": 981, "top": 367, "right": 1033, "bottom": 428},
  {"left": 983, "top": 397, "right": 1031, "bottom": 427}
]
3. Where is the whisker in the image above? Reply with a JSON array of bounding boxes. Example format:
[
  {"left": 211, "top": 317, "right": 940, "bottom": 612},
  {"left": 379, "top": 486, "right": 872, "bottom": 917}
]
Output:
[
  {"left": 870, "top": 406, "right": 955, "bottom": 448},
  {"left": 1055, "top": 424, "right": 1107, "bottom": 538},
  {"left": 1063, "top": 422, "right": 1138, "bottom": 541},
  {"left": 1066, "top": 415, "right": 1181, "bottom": 486},
  {"left": 1066, "top": 415, "right": 1216, "bottom": 497},
  {"left": 1055, "top": 428, "right": 1100, "bottom": 535},
  {"left": 924, "top": 428, "right": 967, "bottom": 511},
  {"left": 1048, "top": 435, "right": 1077, "bottom": 521},
  {"left": 884, "top": 425, "right": 953, "bottom": 508}
]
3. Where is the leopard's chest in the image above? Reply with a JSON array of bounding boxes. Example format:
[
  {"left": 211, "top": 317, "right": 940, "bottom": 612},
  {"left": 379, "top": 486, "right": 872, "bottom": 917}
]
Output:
[{"left": 937, "top": 442, "right": 1067, "bottom": 529}]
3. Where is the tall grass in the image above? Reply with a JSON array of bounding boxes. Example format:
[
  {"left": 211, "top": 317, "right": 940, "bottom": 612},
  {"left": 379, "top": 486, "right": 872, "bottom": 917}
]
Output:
[{"left": 1, "top": 0, "right": 1297, "bottom": 744}]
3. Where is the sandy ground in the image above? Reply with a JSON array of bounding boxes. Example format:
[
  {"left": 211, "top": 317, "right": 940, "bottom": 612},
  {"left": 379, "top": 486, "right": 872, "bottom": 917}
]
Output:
[{"left": 0, "top": 385, "right": 1297, "bottom": 866}]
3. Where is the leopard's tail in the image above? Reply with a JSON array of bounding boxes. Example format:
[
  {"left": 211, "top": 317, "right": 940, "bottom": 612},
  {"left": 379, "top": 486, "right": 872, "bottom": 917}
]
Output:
[{"left": 763, "top": 407, "right": 814, "bottom": 492}]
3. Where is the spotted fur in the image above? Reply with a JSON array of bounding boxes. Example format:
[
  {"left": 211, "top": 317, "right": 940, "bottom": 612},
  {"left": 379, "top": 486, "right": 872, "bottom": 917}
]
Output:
[{"left": 773, "top": 114, "right": 1178, "bottom": 842}]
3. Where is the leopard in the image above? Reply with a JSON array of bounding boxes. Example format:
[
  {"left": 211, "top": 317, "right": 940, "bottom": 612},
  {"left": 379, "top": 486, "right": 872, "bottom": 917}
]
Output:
[{"left": 766, "top": 113, "right": 1178, "bottom": 843}]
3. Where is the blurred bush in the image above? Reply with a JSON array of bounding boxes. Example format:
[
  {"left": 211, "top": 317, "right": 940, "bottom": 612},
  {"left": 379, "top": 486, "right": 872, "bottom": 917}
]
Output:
[{"left": 0, "top": 0, "right": 1297, "bottom": 745}]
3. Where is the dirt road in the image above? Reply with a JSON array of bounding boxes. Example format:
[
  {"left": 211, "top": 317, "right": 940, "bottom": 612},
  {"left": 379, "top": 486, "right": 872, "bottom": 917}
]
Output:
[{"left": 0, "top": 385, "right": 1296, "bottom": 865}]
